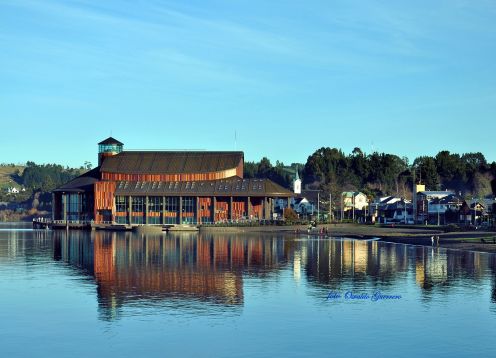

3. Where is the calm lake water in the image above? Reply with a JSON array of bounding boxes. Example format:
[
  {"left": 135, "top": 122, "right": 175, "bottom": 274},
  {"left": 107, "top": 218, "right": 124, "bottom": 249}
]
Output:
[{"left": 1, "top": 222, "right": 496, "bottom": 357}]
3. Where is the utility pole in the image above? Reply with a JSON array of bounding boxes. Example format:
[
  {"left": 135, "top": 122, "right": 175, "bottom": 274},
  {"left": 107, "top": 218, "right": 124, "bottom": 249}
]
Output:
[
  {"left": 329, "top": 192, "right": 333, "bottom": 223},
  {"left": 412, "top": 166, "right": 417, "bottom": 224},
  {"left": 352, "top": 194, "right": 355, "bottom": 222},
  {"left": 317, "top": 191, "right": 320, "bottom": 223}
]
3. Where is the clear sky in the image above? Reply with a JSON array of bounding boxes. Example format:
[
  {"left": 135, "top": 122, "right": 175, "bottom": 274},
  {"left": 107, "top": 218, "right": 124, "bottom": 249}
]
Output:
[{"left": 1, "top": 0, "right": 495, "bottom": 168}]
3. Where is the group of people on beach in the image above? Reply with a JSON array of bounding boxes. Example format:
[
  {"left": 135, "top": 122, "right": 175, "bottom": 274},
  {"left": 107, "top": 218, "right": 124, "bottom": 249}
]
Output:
[
  {"left": 294, "top": 223, "right": 330, "bottom": 236},
  {"left": 431, "top": 235, "right": 440, "bottom": 246}
]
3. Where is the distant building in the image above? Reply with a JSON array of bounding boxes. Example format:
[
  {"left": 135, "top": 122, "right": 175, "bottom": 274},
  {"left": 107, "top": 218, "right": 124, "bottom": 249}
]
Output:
[
  {"left": 416, "top": 190, "right": 455, "bottom": 224},
  {"left": 463, "top": 198, "right": 496, "bottom": 225},
  {"left": 342, "top": 191, "right": 368, "bottom": 211},
  {"left": 371, "top": 196, "right": 413, "bottom": 224},
  {"left": 293, "top": 197, "right": 314, "bottom": 216},
  {"left": 52, "top": 137, "right": 293, "bottom": 225},
  {"left": 341, "top": 191, "right": 368, "bottom": 221},
  {"left": 293, "top": 168, "right": 301, "bottom": 195}
]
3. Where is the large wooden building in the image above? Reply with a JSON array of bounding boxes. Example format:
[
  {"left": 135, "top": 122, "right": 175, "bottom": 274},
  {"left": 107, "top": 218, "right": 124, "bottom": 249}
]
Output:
[{"left": 52, "top": 137, "right": 293, "bottom": 225}]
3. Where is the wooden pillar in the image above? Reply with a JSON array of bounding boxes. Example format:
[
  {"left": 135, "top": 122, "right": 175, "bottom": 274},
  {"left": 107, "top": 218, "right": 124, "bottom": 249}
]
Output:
[
  {"left": 145, "top": 195, "right": 149, "bottom": 225},
  {"left": 179, "top": 196, "right": 183, "bottom": 224},
  {"left": 196, "top": 196, "right": 200, "bottom": 224},
  {"left": 77, "top": 193, "right": 80, "bottom": 222},
  {"left": 112, "top": 195, "right": 116, "bottom": 224},
  {"left": 162, "top": 196, "right": 166, "bottom": 225},
  {"left": 52, "top": 193, "right": 55, "bottom": 221},
  {"left": 247, "top": 196, "right": 252, "bottom": 219},
  {"left": 261, "top": 197, "right": 265, "bottom": 219},
  {"left": 62, "top": 193, "right": 67, "bottom": 222},
  {"left": 262, "top": 197, "right": 267, "bottom": 220},
  {"left": 229, "top": 196, "right": 233, "bottom": 221},
  {"left": 212, "top": 196, "right": 217, "bottom": 223},
  {"left": 128, "top": 196, "right": 132, "bottom": 225}
]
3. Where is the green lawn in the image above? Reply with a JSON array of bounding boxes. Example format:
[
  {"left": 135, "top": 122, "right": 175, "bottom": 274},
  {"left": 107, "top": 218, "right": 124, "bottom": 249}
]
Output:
[{"left": 0, "top": 165, "right": 25, "bottom": 189}]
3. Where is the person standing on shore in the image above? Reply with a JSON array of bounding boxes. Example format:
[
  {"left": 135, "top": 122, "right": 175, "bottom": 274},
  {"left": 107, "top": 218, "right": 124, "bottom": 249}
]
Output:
[
  {"left": 436, "top": 236, "right": 440, "bottom": 246},
  {"left": 431, "top": 236, "right": 435, "bottom": 246}
]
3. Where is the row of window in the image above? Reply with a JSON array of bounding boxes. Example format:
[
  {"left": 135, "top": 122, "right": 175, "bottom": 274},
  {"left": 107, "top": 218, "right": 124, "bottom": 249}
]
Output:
[
  {"left": 116, "top": 196, "right": 185, "bottom": 213},
  {"left": 115, "top": 196, "right": 198, "bottom": 224}
]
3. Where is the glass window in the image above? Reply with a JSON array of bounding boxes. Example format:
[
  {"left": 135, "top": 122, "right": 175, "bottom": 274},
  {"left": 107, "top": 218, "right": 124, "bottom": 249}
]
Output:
[
  {"left": 66, "top": 193, "right": 80, "bottom": 221},
  {"left": 181, "top": 196, "right": 196, "bottom": 224},
  {"left": 148, "top": 196, "right": 163, "bottom": 213},
  {"left": 131, "top": 196, "right": 145, "bottom": 224},
  {"left": 164, "top": 197, "right": 178, "bottom": 224},
  {"left": 116, "top": 196, "right": 128, "bottom": 213},
  {"left": 147, "top": 196, "right": 163, "bottom": 225},
  {"left": 115, "top": 216, "right": 127, "bottom": 224}
]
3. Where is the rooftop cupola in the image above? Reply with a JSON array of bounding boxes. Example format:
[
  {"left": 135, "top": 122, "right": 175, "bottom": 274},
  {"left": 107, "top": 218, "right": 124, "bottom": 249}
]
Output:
[{"left": 98, "top": 137, "right": 123, "bottom": 166}]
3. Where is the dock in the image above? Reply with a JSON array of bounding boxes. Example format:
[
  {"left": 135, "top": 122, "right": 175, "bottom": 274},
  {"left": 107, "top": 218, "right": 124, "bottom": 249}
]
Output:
[{"left": 32, "top": 218, "right": 199, "bottom": 232}]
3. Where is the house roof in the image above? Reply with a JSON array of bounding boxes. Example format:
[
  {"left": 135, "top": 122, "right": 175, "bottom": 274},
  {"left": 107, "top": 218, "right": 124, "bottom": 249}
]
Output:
[
  {"left": 100, "top": 151, "right": 244, "bottom": 174},
  {"left": 294, "top": 197, "right": 305, "bottom": 205},
  {"left": 431, "top": 194, "right": 464, "bottom": 205},
  {"left": 377, "top": 196, "right": 402, "bottom": 204},
  {"left": 299, "top": 190, "right": 320, "bottom": 203},
  {"left": 418, "top": 191, "right": 454, "bottom": 196},
  {"left": 53, "top": 167, "right": 101, "bottom": 192},
  {"left": 114, "top": 178, "right": 292, "bottom": 197},
  {"left": 98, "top": 137, "right": 124, "bottom": 145},
  {"left": 342, "top": 191, "right": 364, "bottom": 198},
  {"left": 384, "top": 201, "right": 413, "bottom": 210}
]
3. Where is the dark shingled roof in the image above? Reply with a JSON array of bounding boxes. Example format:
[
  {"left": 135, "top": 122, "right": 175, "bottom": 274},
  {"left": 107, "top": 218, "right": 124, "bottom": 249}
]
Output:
[
  {"left": 53, "top": 167, "right": 101, "bottom": 192},
  {"left": 100, "top": 151, "right": 243, "bottom": 174},
  {"left": 114, "top": 178, "right": 292, "bottom": 197},
  {"left": 98, "top": 137, "right": 123, "bottom": 145}
]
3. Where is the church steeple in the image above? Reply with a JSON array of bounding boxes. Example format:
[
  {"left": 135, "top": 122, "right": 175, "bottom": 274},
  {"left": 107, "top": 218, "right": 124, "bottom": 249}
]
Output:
[{"left": 293, "top": 166, "right": 301, "bottom": 194}]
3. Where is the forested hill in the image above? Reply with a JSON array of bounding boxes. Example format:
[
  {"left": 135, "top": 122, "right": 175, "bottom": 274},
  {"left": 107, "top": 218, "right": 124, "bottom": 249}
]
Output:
[
  {"left": 1, "top": 148, "right": 495, "bottom": 208},
  {"left": 0, "top": 162, "right": 88, "bottom": 208},
  {"left": 245, "top": 148, "right": 496, "bottom": 199}
]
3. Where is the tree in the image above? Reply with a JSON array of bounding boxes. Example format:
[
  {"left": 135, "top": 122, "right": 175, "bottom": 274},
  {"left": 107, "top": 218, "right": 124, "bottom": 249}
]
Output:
[
  {"left": 283, "top": 208, "right": 298, "bottom": 222},
  {"left": 414, "top": 156, "right": 439, "bottom": 190}
]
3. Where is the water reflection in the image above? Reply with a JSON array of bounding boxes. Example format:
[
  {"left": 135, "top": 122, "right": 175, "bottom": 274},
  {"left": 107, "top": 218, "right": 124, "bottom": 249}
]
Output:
[{"left": 1, "top": 227, "right": 496, "bottom": 321}]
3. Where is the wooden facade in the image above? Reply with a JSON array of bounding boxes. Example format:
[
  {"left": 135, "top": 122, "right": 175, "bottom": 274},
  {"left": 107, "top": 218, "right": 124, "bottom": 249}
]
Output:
[
  {"left": 94, "top": 181, "right": 116, "bottom": 223},
  {"left": 89, "top": 194, "right": 276, "bottom": 224},
  {"left": 52, "top": 139, "right": 292, "bottom": 226},
  {"left": 101, "top": 162, "right": 243, "bottom": 182}
]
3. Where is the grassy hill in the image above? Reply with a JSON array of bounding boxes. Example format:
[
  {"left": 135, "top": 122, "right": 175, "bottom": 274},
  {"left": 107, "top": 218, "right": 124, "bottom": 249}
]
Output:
[{"left": 0, "top": 165, "right": 25, "bottom": 190}]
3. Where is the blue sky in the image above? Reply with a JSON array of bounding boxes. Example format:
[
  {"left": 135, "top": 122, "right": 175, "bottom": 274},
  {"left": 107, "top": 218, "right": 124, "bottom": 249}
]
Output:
[{"left": 1, "top": 0, "right": 495, "bottom": 167}]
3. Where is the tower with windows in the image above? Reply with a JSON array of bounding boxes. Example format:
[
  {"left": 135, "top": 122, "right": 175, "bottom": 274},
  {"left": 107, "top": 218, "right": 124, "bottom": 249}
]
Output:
[{"left": 98, "top": 137, "right": 123, "bottom": 166}]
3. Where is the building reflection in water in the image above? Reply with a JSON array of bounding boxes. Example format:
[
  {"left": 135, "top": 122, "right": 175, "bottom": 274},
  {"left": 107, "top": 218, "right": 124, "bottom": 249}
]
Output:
[
  {"left": 3, "top": 228, "right": 492, "bottom": 320},
  {"left": 51, "top": 230, "right": 294, "bottom": 320}
]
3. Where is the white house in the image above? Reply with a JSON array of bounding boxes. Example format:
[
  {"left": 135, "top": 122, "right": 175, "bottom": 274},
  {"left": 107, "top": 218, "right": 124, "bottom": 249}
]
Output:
[{"left": 342, "top": 191, "right": 368, "bottom": 211}]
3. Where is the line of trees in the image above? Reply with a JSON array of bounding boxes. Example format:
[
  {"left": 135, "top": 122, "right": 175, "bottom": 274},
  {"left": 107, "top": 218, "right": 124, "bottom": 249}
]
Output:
[
  {"left": 245, "top": 148, "right": 496, "bottom": 200},
  {"left": 21, "top": 161, "right": 84, "bottom": 192}
]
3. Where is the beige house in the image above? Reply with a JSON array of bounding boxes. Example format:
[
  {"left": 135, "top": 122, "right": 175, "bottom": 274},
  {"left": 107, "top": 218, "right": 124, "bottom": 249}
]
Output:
[{"left": 342, "top": 191, "right": 368, "bottom": 211}]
